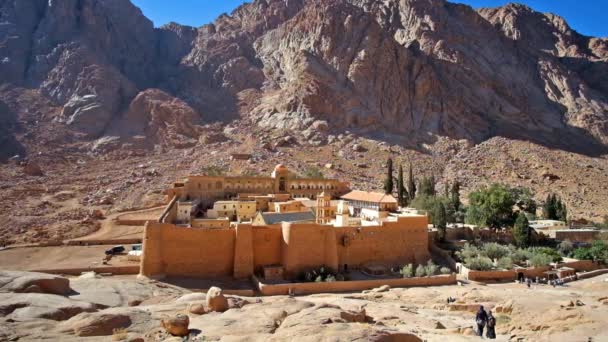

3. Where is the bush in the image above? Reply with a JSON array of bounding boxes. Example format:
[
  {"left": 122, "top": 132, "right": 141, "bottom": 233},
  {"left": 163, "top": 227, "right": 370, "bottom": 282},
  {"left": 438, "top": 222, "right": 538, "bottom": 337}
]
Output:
[
  {"left": 314, "top": 275, "right": 324, "bottom": 282},
  {"left": 509, "top": 248, "right": 531, "bottom": 264},
  {"left": 497, "top": 256, "right": 513, "bottom": 270},
  {"left": 440, "top": 267, "right": 451, "bottom": 274},
  {"left": 465, "top": 256, "right": 494, "bottom": 271},
  {"left": 529, "top": 253, "right": 552, "bottom": 267},
  {"left": 425, "top": 260, "right": 438, "bottom": 276},
  {"left": 400, "top": 264, "right": 414, "bottom": 278},
  {"left": 415, "top": 264, "right": 426, "bottom": 277},
  {"left": 483, "top": 243, "right": 510, "bottom": 261},
  {"left": 456, "top": 243, "right": 480, "bottom": 261},
  {"left": 325, "top": 275, "right": 336, "bottom": 282},
  {"left": 558, "top": 240, "right": 574, "bottom": 256},
  {"left": 529, "top": 247, "right": 562, "bottom": 262}
]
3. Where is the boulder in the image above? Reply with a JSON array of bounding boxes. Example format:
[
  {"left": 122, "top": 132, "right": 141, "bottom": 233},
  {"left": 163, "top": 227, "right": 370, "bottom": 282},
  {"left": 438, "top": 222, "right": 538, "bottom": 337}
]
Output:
[
  {"left": 0, "top": 271, "right": 71, "bottom": 295},
  {"left": 23, "top": 162, "right": 43, "bottom": 176},
  {"left": 63, "top": 95, "right": 114, "bottom": 137},
  {"left": 0, "top": 293, "right": 97, "bottom": 321},
  {"left": 205, "top": 287, "right": 229, "bottom": 313},
  {"left": 339, "top": 309, "right": 369, "bottom": 323},
  {"left": 176, "top": 293, "right": 206, "bottom": 303},
  {"left": 161, "top": 313, "right": 189, "bottom": 337},
  {"left": 58, "top": 312, "right": 132, "bottom": 336},
  {"left": 188, "top": 303, "right": 206, "bottom": 315}
]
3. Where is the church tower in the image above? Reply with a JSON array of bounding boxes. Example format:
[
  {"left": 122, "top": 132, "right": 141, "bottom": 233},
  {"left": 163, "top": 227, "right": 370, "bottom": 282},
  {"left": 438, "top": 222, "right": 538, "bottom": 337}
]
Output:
[{"left": 316, "top": 191, "right": 332, "bottom": 224}]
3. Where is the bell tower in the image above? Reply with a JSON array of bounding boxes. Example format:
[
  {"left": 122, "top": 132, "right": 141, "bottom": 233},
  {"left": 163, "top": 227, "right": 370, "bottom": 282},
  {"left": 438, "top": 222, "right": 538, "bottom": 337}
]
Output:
[
  {"left": 271, "top": 164, "right": 289, "bottom": 193},
  {"left": 316, "top": 191, "right": 332, "bottom": 224}
]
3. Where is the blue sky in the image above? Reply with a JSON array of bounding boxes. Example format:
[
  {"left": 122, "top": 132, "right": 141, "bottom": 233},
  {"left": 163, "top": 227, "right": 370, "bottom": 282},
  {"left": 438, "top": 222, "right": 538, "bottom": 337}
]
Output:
[{"left": 131, "top": 0, "right": 607, "bottom": 38}]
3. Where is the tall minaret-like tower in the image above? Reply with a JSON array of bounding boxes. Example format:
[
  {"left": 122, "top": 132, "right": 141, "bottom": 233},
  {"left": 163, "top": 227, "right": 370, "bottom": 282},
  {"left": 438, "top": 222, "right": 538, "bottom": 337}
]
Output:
[{"left": 316, "top": 192, "right": 332, "bottom": 224}]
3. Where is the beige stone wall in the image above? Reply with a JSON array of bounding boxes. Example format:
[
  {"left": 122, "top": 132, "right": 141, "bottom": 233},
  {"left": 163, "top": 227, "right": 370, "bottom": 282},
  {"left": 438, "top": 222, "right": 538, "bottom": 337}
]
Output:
[
  {"left": 141, "top": 215, "right": 431, "bottom": 281},
  {"left": 237, "top": 201, "right": 257, "bottom": 221},
  {"left": 553, "top": 230, "right": 599, "bottom": 242},
  {"left": 254, "top": 274, "right": 456, "bottom": 296},
  {"left": 191, "top": 218, "right": 230, "bottom": 229}
]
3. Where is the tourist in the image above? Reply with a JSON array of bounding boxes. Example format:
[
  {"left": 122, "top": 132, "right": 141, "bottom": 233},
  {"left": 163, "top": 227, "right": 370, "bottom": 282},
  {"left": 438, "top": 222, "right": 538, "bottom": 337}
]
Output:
[
  {"left": 486, "top": 310, "right": 496, "bottom": 339},
  {"left": 526, "top": 278, "right": 531, "bottom": 289},
  {"left": 475, "top": 305, "right": 488, "bottom": 337}
]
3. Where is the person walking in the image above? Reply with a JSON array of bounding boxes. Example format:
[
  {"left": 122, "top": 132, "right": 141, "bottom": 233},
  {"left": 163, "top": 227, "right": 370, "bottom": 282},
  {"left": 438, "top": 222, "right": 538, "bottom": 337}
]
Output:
[
  {"left": 486, "top": 310, "right": 496, "bottom": 339},
  {"left": 476, "top": 305, "right": 488, "bottom": 337}
]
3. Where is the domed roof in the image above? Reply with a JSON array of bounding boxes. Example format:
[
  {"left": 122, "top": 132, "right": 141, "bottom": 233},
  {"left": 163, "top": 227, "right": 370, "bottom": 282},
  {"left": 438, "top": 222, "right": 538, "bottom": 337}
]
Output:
[{"left": 274, "top": 164, "right": 288, "bottom": 171}]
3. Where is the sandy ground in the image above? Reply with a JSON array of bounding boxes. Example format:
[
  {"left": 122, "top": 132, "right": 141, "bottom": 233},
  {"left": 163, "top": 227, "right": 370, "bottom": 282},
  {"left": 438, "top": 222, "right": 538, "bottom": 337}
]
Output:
[{"left": 0, "top": 245, "right": 139, "bottom": 271}]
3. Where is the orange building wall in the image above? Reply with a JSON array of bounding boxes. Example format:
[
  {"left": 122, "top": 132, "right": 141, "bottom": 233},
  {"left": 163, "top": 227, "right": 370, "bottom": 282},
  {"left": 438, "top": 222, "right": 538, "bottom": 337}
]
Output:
[
  {"left": 141, "top": 216, "right": 430, "bottom": 280},
  {"left": 252, "top": 226, "right": 283, "bottom": 270},
  {"left": 336, "top": 216, "right": 430, "bottom": 269}
]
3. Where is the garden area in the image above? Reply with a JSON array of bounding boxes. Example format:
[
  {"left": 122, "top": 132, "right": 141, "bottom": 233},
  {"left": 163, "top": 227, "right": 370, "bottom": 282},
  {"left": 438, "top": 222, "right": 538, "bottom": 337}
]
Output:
[{"left": 455, "top": 242, "right": 564, "bottom": 271}]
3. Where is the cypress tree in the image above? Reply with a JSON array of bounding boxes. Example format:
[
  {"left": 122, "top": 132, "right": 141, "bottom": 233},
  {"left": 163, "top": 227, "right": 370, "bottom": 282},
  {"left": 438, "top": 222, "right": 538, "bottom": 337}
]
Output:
[
  {"left": 435, "top": 202, "right": 447, "bottom": 242},
  {"left": 513, "top": 211, "right": 532, "bottom": 248},
  {"left": 384, "top": 158, "right": 394, "bottom": 195},
  {"left": 408, "top": 163, "right": 416, "bottom": 200},
  {"left": 451, "top": 181, "right": 461, "bottom": 213},
  {"left": 397, "top": 164, "right": 408, "bottom": 206}
]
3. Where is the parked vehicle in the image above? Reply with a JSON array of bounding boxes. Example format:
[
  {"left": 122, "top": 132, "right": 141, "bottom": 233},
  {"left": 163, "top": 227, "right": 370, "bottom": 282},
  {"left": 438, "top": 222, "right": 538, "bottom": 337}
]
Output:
[
  {"left": 105, "top": 245, "right": 125, "bottom": 255},
  {"left": 131, "top": 244, "right": 142, "bottom": 251}
]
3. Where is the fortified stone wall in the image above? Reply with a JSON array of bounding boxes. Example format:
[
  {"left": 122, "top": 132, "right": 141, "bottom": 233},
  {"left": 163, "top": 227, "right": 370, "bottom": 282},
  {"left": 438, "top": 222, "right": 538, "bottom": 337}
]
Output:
[{"left": 140, "top": 216, "right": 430, "bottom": 280}]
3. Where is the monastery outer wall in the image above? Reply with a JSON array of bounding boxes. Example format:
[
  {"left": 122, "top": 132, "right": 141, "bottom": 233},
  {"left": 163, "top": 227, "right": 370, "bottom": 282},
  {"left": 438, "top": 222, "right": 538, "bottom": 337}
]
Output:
[
  {"left": 140, "top": 222, "right": 236, "bottom": 278},
  {"left": 141, "top": 216, "right": 431, "bottom": 280},
  {"left": 335, "top": 216, "right": 430, "bottom": 269},
  {"left": 252, "top": 225, "right": 283, "bottom": 272}
]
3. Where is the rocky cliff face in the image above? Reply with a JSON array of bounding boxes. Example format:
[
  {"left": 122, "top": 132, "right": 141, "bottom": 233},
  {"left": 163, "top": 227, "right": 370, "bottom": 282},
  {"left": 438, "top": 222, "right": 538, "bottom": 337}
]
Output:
[{"left": 0, "top": 0, "right": 607, "bottom": 153}]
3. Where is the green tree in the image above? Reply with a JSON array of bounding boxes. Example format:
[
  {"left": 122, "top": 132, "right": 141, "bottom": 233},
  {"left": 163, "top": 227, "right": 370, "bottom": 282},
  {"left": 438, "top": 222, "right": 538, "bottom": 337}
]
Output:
[
  {"left": 418, "top": 176, "right": 436, "bottom": 197},
  {"left": 384, "top": 158, "right": 394, "bottom": 195},
  {"left": 465, "top": 184, "right": 516, "bottom": 229},
  {"left": 482, "top": 242, "right": 509, "bottom": 261},
  {"left": 397, "top": 164, "right": 409, "bottom": 206},
  {"left": 408, "top": 163, "right": 416, "bottom": 200},
  {"left": 512, "top": 187, "right": 537, "bottom": 215},
  {"left": 556, "top": 198, "right": 568, "bottom": 223},
  {"left": 451, "top": 181, "right": 462, "bottom": 213},
  {"left": 434, "top": 202, "right": 447, "bottom": 242},
  {"left": 513, "top": 212, "right": 532, "bottom": 248},
  {"left": 544, "top": 194, "right": 559, "bottom": 220}
]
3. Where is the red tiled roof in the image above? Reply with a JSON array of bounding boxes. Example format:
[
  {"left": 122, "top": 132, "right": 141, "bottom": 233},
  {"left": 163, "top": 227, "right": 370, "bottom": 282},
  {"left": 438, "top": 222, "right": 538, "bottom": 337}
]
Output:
[{"left": 340, "top": 190, "right": 397, "bottom": 204}]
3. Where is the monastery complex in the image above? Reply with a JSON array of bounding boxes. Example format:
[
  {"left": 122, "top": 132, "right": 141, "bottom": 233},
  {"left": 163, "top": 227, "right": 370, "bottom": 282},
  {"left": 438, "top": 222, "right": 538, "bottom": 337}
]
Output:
[{"left": 140, "top": 165, "right": 431, "bottom": 281}]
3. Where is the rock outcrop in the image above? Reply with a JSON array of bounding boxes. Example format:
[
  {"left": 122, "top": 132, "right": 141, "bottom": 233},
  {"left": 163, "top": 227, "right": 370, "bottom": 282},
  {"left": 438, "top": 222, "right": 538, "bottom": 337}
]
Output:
[
  {"left": 0, "top": 271, "right": 71, "bottom": 295},
  {"left": 0, "top": 0, "right": 606, "bottom": 152}
]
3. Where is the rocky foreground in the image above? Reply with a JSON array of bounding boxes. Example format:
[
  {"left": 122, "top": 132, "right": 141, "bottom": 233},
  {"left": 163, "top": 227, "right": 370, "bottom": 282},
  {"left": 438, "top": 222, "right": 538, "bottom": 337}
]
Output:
[{"left": 1, "top": 270, "right": 608, "bottom": 341}]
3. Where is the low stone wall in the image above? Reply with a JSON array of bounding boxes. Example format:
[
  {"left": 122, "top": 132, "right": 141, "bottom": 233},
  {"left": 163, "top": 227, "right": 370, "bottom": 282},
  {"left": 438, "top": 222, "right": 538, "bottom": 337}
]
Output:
[
  {"left": 31, "top": 265, "right": 140, "bottom": 276},
  {"left": 467, "top": 269, "right": 516, "bottom": 282},
  {"left": 556, "top": 260, "right": 600, "bottom": 272},
  {"left": 519, "top": 266, "right": 551, "bottom": 279},
  {"left": 66, "top": 238, "right": 142, "bottom": 246},
  {"left": 253, "top": 274, "right": 457, "bottom": 296}
]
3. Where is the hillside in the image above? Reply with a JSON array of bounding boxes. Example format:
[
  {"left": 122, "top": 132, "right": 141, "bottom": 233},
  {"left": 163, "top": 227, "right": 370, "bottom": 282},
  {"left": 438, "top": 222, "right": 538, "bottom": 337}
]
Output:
[{"left": 0, "top": 0, "right": 607, "bottom": 244}]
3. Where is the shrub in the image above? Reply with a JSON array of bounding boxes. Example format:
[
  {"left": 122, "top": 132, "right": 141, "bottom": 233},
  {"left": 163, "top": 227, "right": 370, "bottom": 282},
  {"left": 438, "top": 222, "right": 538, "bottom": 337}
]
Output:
[
  {"left": 440, "top": 267, "right": 451, "bottom": 275},
  {"left": 425, "top": 260, "right": 438, "bottom": 276},
  {"left": 415, "top": 264, "right": 426, "bottom": 277},
  {"left": 529, "top": 247, "right": 562, "bottom": 262},
  {"left": 314, "top": 275, "right": 324, "bottom": 282},
  {"left": 456, "top": 243, "right": 480, "bottom": 261},
  {"left": 497, "top": 256, "right": 513, "bottom": 270},
  {"left": 400, "top": 264, "right": 414, "bottom": 278},
  {"left": 558, "top": 240, "right": 574, "bottom": 256},
  {"left": 465, "top": 256, "right": 494, "bottom": 271},
  {"left": 511, "top": 249, "right": 531, "bottom": 264},
  {"left": 529, "top": 253, "right": 552, "bottom": 267},
  {"left": 325, "top": 275, "right": 336, "bottom": 282},
  {"left": 483, "top": 242, "right": 510, "bottom": 261}
]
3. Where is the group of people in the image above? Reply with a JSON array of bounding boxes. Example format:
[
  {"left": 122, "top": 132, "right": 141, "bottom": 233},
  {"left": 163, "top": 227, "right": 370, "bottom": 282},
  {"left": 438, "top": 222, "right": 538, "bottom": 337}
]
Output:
[
  {"left": 549, "top": 278, "right": 565, "bottom": 287},
  {"left": 475, "top": 305, "right": 496, "bottom": 339}
]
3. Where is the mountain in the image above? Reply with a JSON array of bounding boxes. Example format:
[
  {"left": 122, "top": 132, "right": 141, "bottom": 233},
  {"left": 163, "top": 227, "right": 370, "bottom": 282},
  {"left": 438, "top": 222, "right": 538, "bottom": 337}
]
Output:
[{"left": 0, "top": 0, "right": 607, "bottom": 244}]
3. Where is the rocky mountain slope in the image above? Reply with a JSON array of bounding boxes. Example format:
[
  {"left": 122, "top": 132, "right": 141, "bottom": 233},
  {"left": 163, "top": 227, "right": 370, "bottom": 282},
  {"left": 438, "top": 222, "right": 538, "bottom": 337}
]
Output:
[{"left": 1, "top": 0, "right": 607, "bottom": 243}]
